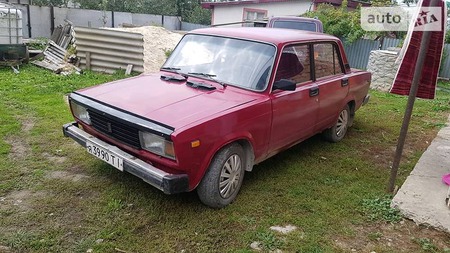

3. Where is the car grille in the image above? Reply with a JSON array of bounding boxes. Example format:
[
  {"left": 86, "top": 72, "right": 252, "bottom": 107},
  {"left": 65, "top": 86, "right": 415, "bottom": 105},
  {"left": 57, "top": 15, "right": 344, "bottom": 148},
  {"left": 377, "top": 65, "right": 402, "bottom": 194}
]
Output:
[{"left": 88, "top": 109, "right": 141, "bottom": 149}]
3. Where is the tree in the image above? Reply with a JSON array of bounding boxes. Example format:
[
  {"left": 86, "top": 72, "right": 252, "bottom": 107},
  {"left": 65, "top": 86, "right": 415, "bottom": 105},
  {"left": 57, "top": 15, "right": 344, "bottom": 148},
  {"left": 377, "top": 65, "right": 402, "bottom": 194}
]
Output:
[
  {"left": 32, "top": 0, "right": 211, "bottom": 25},
  {"left": 304, "top": 1, "right": 366, "bottom": 43},
  {"left": 32, "top": 0, "right": 70, "bottom": 6},
  {"left": 73, "top": 0, "right": 211, "bottom": 25},
  {"left": 184, "top": 4, "right": 211, "bottom": 25}
]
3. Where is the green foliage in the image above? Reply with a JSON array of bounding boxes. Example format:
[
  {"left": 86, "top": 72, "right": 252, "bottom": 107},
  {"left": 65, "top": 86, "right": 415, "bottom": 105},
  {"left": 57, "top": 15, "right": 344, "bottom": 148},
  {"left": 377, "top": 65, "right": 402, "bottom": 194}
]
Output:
[
  {"left": 367, "top": 231, "right": 383, "bottom": 241},
  {"left": 72, "top": 0, "right": 211, "bottom": 25},
  {"left": 304, "top": 0, "right": 403, "bottom": 42},
  {"left": 361, "top": 196, "right": 402, "bottom": 223},
  {"left": 445, "top": 32, "right": 450, "bottom": 44},
  {"left": 163, "top": 48, "right": 173, "bottom": 58},
  {"left": 370, "top": 0, "right": 393, "bottom": 6},
  {"left": 183, "top": 4, "right": 212, "bottom": 25},
  {"left": 32, "top": 0, "right": 211, "bottom": 25},
  {"left": 255, "top": 231, "right": 284, "bottom": 251},
  {"left": 32, "top": 0, "right": 70, "bottom": 6},
  {"left": 414, "top": 238, "right": 438, "bottom": 252},
  {"left": 304, "top": 1, "right": 365, "bottom": 43},
  {"left": 27, "top": 37, "right": 48, "bottom": 51}
]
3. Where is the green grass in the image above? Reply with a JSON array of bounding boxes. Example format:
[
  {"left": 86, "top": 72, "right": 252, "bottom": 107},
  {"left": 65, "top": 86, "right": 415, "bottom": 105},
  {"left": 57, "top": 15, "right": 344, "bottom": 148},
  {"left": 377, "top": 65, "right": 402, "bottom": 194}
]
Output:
[
  {"left": 361, "top": 195, "right": 402, "bottom": 223},
  {"left": 0, "top": 64, "right": 450, "bottom": 252}
]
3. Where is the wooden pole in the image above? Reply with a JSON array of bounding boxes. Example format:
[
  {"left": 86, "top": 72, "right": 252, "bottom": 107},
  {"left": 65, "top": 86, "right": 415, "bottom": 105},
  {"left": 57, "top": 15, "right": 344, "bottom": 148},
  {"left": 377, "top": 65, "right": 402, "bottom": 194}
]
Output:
[{"left": 387, "top": 29, "right": 432, "bottom": 193}]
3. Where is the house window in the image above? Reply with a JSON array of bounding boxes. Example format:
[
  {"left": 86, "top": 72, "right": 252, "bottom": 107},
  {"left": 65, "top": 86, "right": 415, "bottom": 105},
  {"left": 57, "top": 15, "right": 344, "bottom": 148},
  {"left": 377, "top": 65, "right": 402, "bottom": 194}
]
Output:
[{"left": 242, "top": 8, "right": 267, "bottom": 26}]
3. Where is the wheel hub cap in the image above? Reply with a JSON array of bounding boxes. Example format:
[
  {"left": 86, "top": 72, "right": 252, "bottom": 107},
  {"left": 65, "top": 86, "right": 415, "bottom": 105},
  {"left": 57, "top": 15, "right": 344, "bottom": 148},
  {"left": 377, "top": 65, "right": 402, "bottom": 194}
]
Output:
[
  {"left": 219, "top": 154, "right": 242, "bottom": 198},
  {"left": 336, "top": 109, "right": 348, "bottom": 137}
]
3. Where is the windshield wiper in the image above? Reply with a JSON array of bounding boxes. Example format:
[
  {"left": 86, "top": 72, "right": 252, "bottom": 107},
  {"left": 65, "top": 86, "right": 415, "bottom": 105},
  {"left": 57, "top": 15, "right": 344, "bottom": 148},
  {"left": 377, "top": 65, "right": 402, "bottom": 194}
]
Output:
[
  {"left": 160, "top": 74, "right": 186, "bottom": 82},
  {"left": 188, "top": 72, "right": 216, "bottom": 78},
  {"left": 161, "top": 67, "right": 188, "bottom": 82},
  {"left": 161, "top": 67, "right": 181, "bottom": 71},
  {"left": 186, "top": 81, "right": 216, "bottom": 90},
  {"left": 187, "top": 72, "right": 227, "bottom": 88}
]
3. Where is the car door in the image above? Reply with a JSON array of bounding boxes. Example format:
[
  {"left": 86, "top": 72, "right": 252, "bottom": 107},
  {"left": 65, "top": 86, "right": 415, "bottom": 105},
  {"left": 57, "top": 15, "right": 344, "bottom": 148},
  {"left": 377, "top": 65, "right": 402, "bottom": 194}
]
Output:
[
  {"left": 268, "top": 44, "right": 319, "bottom": 156},
  {"left": 312, "top": 43, "right": 349, "bottom": 131}
]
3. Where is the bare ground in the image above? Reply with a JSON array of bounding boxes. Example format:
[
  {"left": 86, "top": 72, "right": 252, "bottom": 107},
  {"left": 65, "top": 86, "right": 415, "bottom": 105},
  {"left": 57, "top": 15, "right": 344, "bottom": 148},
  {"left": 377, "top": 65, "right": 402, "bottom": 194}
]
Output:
[{"left": 334, "top": 219, "right": 450, "bottom": 252}]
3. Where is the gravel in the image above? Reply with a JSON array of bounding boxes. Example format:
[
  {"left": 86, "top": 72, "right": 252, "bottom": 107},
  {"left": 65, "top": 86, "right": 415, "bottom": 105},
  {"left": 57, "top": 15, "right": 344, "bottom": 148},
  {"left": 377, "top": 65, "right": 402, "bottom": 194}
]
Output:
[{"left": 110, "top": 26, "right": 183, "bottom": 73}]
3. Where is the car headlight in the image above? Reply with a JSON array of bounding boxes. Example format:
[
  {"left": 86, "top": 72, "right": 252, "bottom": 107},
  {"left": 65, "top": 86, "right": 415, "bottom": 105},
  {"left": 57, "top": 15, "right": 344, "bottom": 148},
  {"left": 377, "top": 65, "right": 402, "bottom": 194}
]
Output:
[
  {"left": 139, "top": 131, "right": 176, "bottom": 159},
  {"left": 70, "top": 100, "right": 91, "bottom": 125}
]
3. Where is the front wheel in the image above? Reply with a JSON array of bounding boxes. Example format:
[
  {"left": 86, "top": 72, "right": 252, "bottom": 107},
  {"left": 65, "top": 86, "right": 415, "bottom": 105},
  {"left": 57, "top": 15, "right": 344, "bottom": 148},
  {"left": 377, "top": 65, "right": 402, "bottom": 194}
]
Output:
[
  {"left": 323, "top": 105, "right": 350, "bottom": 143},
  {"left": 197, "top": 143, "right": 246, "bottom": 208}
]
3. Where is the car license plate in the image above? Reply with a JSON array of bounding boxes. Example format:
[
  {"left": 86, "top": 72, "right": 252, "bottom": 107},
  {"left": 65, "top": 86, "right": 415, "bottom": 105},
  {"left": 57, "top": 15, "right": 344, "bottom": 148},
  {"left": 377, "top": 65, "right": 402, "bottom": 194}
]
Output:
[{"left": 86, "top": 141, "right": 124, "bottom": 171}]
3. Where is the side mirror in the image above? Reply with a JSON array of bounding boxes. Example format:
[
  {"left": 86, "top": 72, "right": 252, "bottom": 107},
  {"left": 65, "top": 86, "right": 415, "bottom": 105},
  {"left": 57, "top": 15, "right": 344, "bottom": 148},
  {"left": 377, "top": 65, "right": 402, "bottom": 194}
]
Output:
[{"left": 273, "top": 79, "right": 296, "bottom": 91}]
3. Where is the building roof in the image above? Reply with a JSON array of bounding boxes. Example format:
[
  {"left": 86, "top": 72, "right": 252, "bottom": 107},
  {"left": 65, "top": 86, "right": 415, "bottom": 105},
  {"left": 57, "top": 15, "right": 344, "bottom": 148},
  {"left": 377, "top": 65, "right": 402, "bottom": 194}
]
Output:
[
  {"left": 189, "top": 27, "right": 339, "bottom": 45},
  {"left": 201, "top": 0, "right": 295, "bottom": 9},
  {"left": 201, "top": 0, "right": 370, "bottom": 9}
]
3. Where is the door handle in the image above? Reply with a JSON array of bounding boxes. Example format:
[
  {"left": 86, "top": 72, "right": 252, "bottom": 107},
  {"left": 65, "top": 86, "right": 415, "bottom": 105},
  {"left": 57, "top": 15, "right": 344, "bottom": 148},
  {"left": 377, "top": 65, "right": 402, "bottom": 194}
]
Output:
[
  {"left": 341, "top": 78, "right": 349, "bottom": 87},
  {"left": 309, "top": 87, "right": 319, "bottom": 97}
]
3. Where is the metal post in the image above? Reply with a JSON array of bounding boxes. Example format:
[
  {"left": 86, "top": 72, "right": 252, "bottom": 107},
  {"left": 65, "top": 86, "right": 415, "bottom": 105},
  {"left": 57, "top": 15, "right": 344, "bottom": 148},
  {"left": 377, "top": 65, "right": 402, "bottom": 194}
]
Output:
[
  {"left": 50, "top": 5, "right": 54, "bottom": 35},
  {"left": 387, "top": 29, "right": 432, "bottom": 193},
  {"left": 26, "top": 4, "right": 31, "bottom": 38},
  {"left": 111, "top": 10, "right": 115, "bottom": 28}
]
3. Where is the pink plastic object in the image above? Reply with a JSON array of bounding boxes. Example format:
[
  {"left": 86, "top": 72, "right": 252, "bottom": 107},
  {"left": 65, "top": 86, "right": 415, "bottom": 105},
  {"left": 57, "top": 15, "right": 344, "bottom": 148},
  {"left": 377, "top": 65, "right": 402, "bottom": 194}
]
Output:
[{"left": 442, "top": 174, "right": 450, "bottom": 185}]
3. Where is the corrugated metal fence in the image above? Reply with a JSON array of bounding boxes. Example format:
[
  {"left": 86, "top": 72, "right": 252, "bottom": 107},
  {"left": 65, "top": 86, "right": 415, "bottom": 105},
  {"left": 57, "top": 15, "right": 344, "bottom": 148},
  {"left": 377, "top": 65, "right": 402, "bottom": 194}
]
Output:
[
  {"left": 440, "top": 44, "right": 450, "bottom": 79},
  {"left": 75, "top": 27, "right": 144, "bottom": 74},
  {"left": 381, "top": 38, "right": 401, "bottom": 50},
  {"left": 181, "top": 22, "right": 208, "bottom": 31},
  {"left": 345, "top": 37, "right": 450, "bottom": 78},
  {"left": 343, "top": 39, "right": 380, "bottom": 70}
]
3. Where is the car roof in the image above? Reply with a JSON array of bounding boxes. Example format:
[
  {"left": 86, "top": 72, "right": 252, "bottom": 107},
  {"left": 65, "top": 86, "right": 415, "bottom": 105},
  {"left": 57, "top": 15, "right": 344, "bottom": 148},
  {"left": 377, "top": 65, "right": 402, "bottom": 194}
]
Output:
[{"left": 188, "top": 27, "right": 339, "bottom": 45}]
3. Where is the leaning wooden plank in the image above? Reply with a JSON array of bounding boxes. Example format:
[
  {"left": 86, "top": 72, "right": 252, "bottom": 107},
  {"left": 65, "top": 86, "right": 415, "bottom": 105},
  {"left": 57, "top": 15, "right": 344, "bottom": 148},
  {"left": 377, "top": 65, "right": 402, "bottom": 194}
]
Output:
[
  {"left": 49, "top": 40, "right": 69, "bottom": 54},
  {"left": 32, "top": 60, "right": 62, "bottom": 72},
  {"left": 43, "top": 52, "right": 64, "bottom": 64}
]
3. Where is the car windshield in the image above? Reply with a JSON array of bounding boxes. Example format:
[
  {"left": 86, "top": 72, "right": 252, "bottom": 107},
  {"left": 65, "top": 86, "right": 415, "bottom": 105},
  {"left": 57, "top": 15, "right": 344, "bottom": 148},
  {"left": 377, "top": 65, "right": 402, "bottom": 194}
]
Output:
[{"left": 162, "top": 34, "right": 276, "bottom": 91}]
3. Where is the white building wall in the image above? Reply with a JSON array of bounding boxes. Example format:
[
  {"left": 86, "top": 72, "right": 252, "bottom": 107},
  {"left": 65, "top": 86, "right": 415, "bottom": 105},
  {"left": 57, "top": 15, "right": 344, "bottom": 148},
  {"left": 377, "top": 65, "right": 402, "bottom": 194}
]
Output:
[{"left": 212, "top": 2, "right": 311, "bottom": 27}]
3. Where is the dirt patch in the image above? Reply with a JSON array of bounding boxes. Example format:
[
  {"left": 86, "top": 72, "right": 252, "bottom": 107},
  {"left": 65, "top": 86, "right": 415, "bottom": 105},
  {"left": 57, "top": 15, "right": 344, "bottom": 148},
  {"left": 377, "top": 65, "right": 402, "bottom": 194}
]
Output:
[
  {"left": 334, "top": 220, "right": 450, "bottom": 252},
  {"left": 357, "top": 128, "right": 438, "bottom": 171},
  {"left": 0, "top": 246, "right": 12, "bottom": 253},
  {"left": 45, "top": 170, "right": 89, "bottom": 182},
  {"left": 4, "top": 116, "right": 36, "bottom": 161},
  {"left": 20, "top": 118, "right": 35, "bottom": 132},
  {"left": 4, "top": 136, "right": 31, "bottom": 161},
  {"left": 0, "top": 190, "right": 48, "bottom": 213},
  {"left": 42, "top": 152, "right": 67, "bottom": 164}
]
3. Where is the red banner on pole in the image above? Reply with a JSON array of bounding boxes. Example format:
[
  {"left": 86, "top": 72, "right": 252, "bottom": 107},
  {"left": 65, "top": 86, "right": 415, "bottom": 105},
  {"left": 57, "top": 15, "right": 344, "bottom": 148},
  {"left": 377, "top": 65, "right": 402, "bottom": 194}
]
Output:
[{"left": 390, "top": 0, "right": 447, "bottom": 99}]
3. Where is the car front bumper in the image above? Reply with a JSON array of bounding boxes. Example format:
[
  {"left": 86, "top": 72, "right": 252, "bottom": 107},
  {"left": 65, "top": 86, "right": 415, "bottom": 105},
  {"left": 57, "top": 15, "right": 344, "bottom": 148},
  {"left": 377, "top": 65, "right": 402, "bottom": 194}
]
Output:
[{"left": 62, "top": 122, "right": 189, "bottom": 194}]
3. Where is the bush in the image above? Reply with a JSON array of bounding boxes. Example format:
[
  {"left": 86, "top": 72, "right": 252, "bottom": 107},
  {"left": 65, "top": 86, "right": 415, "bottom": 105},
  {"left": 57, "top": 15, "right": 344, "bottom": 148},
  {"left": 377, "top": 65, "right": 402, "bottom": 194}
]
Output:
[{"left": 304, "top": 0, "right": 366, "bottom": 43}]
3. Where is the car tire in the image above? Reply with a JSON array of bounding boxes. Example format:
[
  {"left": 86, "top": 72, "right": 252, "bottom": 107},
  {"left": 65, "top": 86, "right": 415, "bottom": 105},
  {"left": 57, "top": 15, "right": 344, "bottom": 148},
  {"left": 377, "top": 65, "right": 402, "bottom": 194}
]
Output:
[
  {"left": 323, "top": 104, "right": 350, "bottom": 143},
  {"left": 197, "top": 143, "right": 246, "bottom": 208}
]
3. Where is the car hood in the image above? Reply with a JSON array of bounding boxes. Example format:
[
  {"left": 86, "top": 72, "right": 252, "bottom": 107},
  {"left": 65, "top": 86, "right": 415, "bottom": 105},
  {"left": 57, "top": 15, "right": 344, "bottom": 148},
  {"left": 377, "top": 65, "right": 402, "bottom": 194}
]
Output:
[{"left": 76, "top": 73, "right": 257, "bottom": 129}]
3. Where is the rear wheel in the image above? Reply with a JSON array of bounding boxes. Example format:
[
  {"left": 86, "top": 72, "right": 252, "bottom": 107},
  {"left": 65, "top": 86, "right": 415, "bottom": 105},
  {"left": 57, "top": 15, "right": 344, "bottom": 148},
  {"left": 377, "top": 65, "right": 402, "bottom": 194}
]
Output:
[
  {"left": 197, "top": 143, "right": 245, "bottom": 208},
  {"left": 323, "top": 105, "right": 350, "bottom": 143}
]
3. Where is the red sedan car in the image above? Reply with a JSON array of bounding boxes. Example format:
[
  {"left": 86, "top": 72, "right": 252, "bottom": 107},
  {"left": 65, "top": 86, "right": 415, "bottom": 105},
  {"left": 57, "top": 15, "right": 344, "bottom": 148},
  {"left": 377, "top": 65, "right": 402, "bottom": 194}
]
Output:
[{"left": 64, "top": 27, "right": 371, "bottom": 208}]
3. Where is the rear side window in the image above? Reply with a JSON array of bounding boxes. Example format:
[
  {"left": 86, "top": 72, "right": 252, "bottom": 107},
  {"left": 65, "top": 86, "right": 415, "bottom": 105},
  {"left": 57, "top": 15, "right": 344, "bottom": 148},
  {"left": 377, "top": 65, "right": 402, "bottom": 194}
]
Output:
[{"left": 313, "top": 43, "right": 343, "bottom": 79}]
